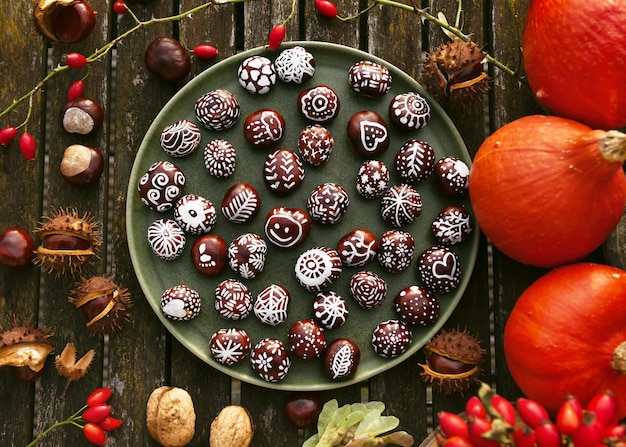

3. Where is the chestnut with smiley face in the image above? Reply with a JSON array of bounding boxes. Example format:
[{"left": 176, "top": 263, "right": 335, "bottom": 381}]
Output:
[{"left": 264, "top": 206, "right": 311, "bottom": 248}]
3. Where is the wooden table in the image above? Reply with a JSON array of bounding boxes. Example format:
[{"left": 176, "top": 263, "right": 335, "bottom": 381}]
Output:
[{"left": 0, "top": 0, "right": 609, "bottom": 445}]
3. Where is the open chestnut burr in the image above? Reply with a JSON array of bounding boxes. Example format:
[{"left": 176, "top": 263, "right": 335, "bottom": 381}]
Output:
[{"left": 32, "top": 0, "right": 96, "bottom": 43}]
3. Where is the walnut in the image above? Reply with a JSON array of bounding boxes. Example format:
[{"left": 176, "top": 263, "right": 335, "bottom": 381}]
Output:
[
  {"left": 209, "top": 405, "right": 254, "bottom": 447},
  {"left": 146, "top": 386, "right": 196, "bottom": 447}
]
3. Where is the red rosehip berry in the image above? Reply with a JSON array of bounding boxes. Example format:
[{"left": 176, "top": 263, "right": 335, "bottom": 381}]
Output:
[
  {"left": 86, "top": 387, "right": 113, "bottom": 406},
  {"left": 442, "top": 436, "right": 474, "bottom": 447},
  {"left": 113, "top": 0, "right": 127, "bottom": 14},
  {"left": 314, "top": 0, "right": 338, "bottom": 18},
  {"left": 18, "top": 133, "right": 36, "bottom": 160},
  {"left": 82, "top": 404, "right": 111, "bottom": 424},
  {"left": 465, "top": 396, "right": 486, "bottom": 419},
  {"left": 67, "top": 80, "right": 85, "bottom": 101},
  {"left": 571, "top": 412, "right": 604, "bottom": 447},
  {"left": 64, "top": 52, "right": 88, "bottom": 69},
  {"left": 586, "top": 390, "right": 618, "bottom": 427},
  {"left": 534, "top": 420, "right": 561, "bottom": 447},
  {"left": 512, "top": 426, "right": 537, "bottom": 447},
  {"left": 98, "top": 416, "right": 123, "bottom": 431},
  {"left": 516, "top": 397, "right": 550, "bottom": 429},
  {"left": 557, "top": 396, "right": 583, "bottom": 435},
  {"left": 268, "top": 24, "right": 286, "bottom": 50},
  {"left": 193, "top": 44, "right": 219, "bottom": 60},
  {"left": 0, "top": 126, "right": 17, "bottom": 147},
  {"left": 467, "top": 416, "right": 499, "bottom": 447},
  {"left": 438, "top": 411, "right": 469, "bottom": 439},
  {"left": 83, "top": 422, "right": 107, "bottom": 446},
  {"left": 490, "top": 394, "right": 516, "bottom": 426}
]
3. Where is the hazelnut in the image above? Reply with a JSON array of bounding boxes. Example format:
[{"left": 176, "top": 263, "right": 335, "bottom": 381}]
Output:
[
  {"left": 60, "top": 144, "right": 104, "bottom": 186},
  {"left": 146, "top": 386, "right": 196, "bottom": 447},
  {"left": 60, "top": 97, "right": 104, "bottom": 135},
  {"left": 32, "top": 0, "right": 96, "bottom": 43},
  {"left": 145, "top": 37, "right": 191, "bottom": 83},
  {"left": 209, "top": 405, "right": 254, "bottom": 447}
]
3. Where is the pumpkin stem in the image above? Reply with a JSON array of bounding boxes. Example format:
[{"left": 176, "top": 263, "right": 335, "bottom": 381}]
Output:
[
  {"left": 599, "top": 130, "right": 626, "bottom": 163},
  {"left": 612, "top": 341, "right": 626, "bottom": 374}
]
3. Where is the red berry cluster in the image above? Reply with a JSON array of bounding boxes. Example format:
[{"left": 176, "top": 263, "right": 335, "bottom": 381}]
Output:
[
  {"left": 81, "top": 388, "right": 123, "bottom": 445},
  {"left": 436, "top": 387, "right": 625, "bottom": 447}
]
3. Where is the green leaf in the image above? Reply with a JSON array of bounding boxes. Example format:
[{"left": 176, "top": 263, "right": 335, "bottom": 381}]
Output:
[
  {"left": 317, "top": 399, "right": 339, "bottom": 434},
  {"left": 302, "top": 433, "right": 320, "bottom": 447},
  {"left": 355, "top": 413, "right": 399, "bottom": 438}
]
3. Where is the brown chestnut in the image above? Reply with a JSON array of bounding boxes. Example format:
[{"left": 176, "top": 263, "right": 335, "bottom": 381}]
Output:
[
  {"left": 60, "top": 97, "right": 104, "bottom": 135},
  {"left": 145, "top": 37, "right": 191, "bottom": 83},
  {"left": 61, "top": 144, "right": 104, "bottom": 186},
  {"left": 32, "top": 0, "right": 96, "bottom": 43}
]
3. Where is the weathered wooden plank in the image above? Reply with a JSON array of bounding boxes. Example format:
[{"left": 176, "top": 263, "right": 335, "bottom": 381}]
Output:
[
  {"left": 107, "top": 1, "right": 177, "bottom": 444},
  {"left": 0, "top": 3, "right": 47, "bottom": 445}
]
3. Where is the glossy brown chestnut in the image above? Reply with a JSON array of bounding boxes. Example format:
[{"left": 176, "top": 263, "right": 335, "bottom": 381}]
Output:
[
  {"left": 145, "top": 37, "right": 191, "bottom": 83},
  {"left": 60, "top": 97, "right": 104, "bottom": 135},
  {"left": 0, "top": 227, "right": 35, "bottom": 269},
  {"left": 33, "top": 0, "right": 96, "bottom": 43},
  {"left": 61, "top": 144, "right": 104, "bottom": 186}
]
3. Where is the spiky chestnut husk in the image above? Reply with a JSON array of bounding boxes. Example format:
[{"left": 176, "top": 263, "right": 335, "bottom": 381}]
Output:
[
  {"left": 70, "top": 275, "right": 132, "bottom": 335},
  {"left": 34, "top": 207, "right": 101, "bottom": 276},
  {"left": 420, "top": 39, "right": 490, "bottom": 109},
  {"left": 0, "top": 318, "right": 54, "bottom": 382},
  {"left": 32, "top": 0, "right": 96, "bottom": 43},
  {"left": 419, "top": 328, "right": 485, "bottom": 394}
]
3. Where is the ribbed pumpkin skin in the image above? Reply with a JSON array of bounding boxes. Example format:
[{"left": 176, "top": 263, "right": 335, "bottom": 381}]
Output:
[
  {"left": 523, "top": 0, "right": 626, "bottom": 130},
  {"left": 503, "top": 263, "right": 626, "bottom": 418},
  {"left": 468, "top": 115, "right": 626, "bottom": 267}
]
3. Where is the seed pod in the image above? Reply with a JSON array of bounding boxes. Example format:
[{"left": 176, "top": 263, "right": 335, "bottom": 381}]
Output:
[
  {"left": 0, "top": 319, "right": 54, "bottom": 382},
  {"left": 421, "top": 39, "right": 490, "bottom": 109},
  {"left": 419, "top": 328, "right": 485, "bottom": 393},
  {"left": 70, "top": 276, "right": 131, "bottom": 334},
  {"left": 34, "top": 207, "right": 101, "bottom": 275}
]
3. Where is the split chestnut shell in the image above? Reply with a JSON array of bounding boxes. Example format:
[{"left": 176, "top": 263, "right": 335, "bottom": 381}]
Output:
[
  {"left": 0, "top": 320, "right": 54, "bottom": 382},
  {"left": 419, "top": 328, "right": 485, "bottom": 393},
  {"left": 34, "top": 208, "right": 101, "bottom": 275},
  {"left": 32, "top": 0, "right": 96, "bottom": 43},
  {"left": 70, "top": 276, "right": 132, "bottom": 334}
]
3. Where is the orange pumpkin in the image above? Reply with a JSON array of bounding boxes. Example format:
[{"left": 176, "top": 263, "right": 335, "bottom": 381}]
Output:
[
  {"left": 468, "top": 115, "right": 626, "bottom": 267},
  {"left": 504, "top": 263, "right": 626, "bottom": 418},
  {"left": 523, "top": 0, "right": 626, "bottom": 129}
]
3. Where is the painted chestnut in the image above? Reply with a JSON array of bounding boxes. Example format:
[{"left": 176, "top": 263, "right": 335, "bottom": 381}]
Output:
[
  {"left": 32, "top": 0, "right": 96, "bottom": 43},
  {"left": 60, "top": 97, "right": 104, "bottom": 135},
  {"left": 0, "top": 227, "right": 35, "bottom": 269},
  {"left": 60, "top": 144, "right": 104, "bottom": 186},
  {"left": 145, "top": 37, "right": 191, "bottom": 83}
]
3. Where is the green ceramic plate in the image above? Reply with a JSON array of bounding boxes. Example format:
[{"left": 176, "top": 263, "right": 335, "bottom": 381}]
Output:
[{"left": 127, "top": 41, "right": 479, "bottom": 390}]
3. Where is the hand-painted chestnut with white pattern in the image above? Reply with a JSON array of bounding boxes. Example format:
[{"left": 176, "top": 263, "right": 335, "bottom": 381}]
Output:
[
  {"left": 349, "top": 270, "right": 387, "bottom": 309},
  {"left": 243, "top": 108, "right": 285, "bottom": 149},
  {"left": 160, "top": 119, "right": 201, "bottom": 157},
  {"left": 434, "top": 156, "right": 470, "bottom": 196},
  {"left": 394, "top": 139, "right": 435, "bottom": 183},
  {"left": 228, "top": 233, "right": 267, "bottom": 279},
  {"left": 275, "top": 46, "right": 316, "bottom": 84},
  {"left": 348, "top": 60, "right": 392, "bottom": 97},
  {"left": 313, "top": 291, "right": 348, "bottom": 330},
  {"left": 160, "top": 284, "right": 201, "bottom": 321},
  {"left": 323, "top": 338, "right": 360, "bottom": 381},
  {"left": 295, "top": 247, "right": 342, "bottom": 292},
  {"left": 431, "top": 205, "right": 473, "bottom": 245},
  {"left": 417, "top": 246, "right": 462, "bottom": 294},
  {"left": 173, "top": 194, "right": 216, "bottom": 235},
  {"left": 138, "top": 160, "right": 186, "bottom": 212},
  {"left": 209, "top": 328, "right": 251, "bottom": 365},
  {"left": 263, "top": 148, "right": 305, "bottom": 195},
  {"left": 355, "top": 159, "right": 389, "bottom": 198},
  {"left": 264, "top": 206, "right": 311, "bottom": 248},
  {"left": 377, "top": 229, "right": 415, "bottom": 273},
  {"left": 388, "top": 92, "right": 431, "bottom": 131},
  {"left": 214, "top": 278, "right": 253, "bottom": 320},
  {"left": 238, "top": 55, "right": 276, "bottom": 94},
  {"left": 195, "top": 88, "right": 240, "bottom": 131},
  {"left": 288, "top": 319, "right": 327, "bottom": 360},
  {"left": 147, "top": 218, "right": 186, "bottom": 261},
  {"left": 380, "top": 183, "right": 422, "bottom": 228},
  {"left": 254, "top": 284, "right": 291, "bottom": 326},
  {"left": 221, "top": 182, "right": 261, "bottom": 224},
  {"left": 250, "top": 337, "right": 291, "bottom": 382},
  {"left": 337, "top": 228, "right": 378, "bottom": 267},
  {"left": 372, "top": 319, "right": 412, "bottom": 358},
  {"left": 298, "top": 124, "right": 334, "bottom": 166},
  {"left": 190, "top": 234, "right": 227, "bottom": 276},
  {"left": 307, "top": 182, "right": 350, "bottom": 224},
  {"left": 203, "top": 139, "right": 236, "bottom": 178},
  {"left": 298, "top": 85, "right": 340, "bottom": 123},
  {"left": 347, "top": 110, "right": 390, "bottom": 157},
  {"left": 394, "top": 285, "right": 440, "bottom": 326}
]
